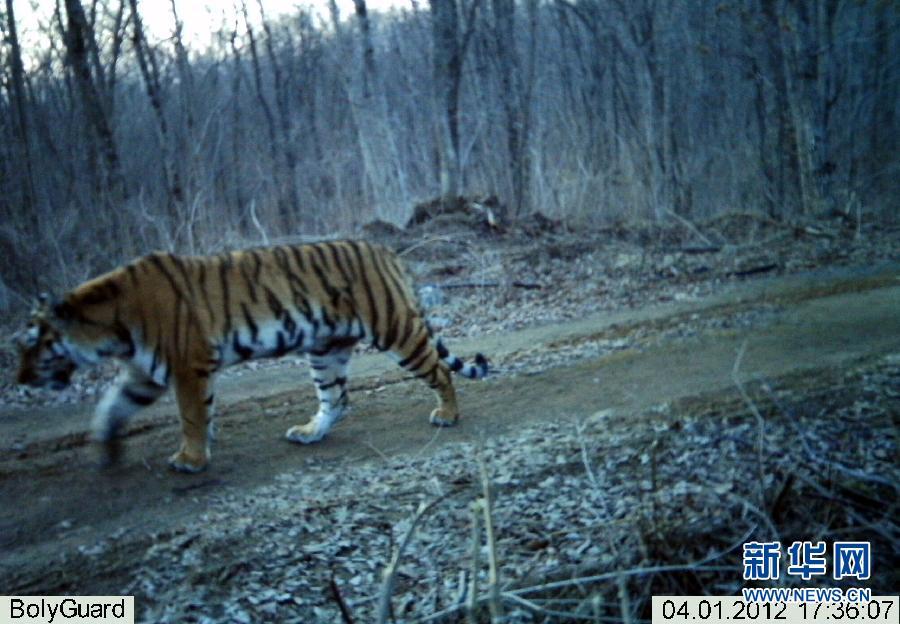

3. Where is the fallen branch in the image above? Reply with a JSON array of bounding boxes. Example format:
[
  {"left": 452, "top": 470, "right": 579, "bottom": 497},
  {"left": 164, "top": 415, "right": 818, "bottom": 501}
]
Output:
[
  {"left": 467, "top": 501, "right": 482, "bottom": 624},
  {"left": 797, "top": 225, "right": 836, "bottom": 239},
  {"left": 376, "top": 491, "right": 460, "bottom": 624},
  {"left": 730, "top": 263, "right": 778, "bottom": 277},
  {"left": 439, "top": 280, "right": 542, "bottom": 290},
  {"left": 675, "top": 245, "right": 722, "bottom": 254},
  {"left": 617, "top": 575, "right": 633, "bottom": 624},
  {"left": 731, "top": 340, "right": 767, "bottom": 508},
  {"left": 501, "top": 592, "right": 597, "bottom": 621},
  {"left": 398, "top": 235, "right": 461, "bottom": 257},
  {"left": 479, "top": 457, "right": 503, "bottom": 623},
  {"left": 248, "top": 199, "right": 269, "bottom": 246},
  {"left": 665, "top": 208, "right": 716, "bottom": 248},
  {"left": 330, "top": 572, "right": 356, "bottom": 624}
]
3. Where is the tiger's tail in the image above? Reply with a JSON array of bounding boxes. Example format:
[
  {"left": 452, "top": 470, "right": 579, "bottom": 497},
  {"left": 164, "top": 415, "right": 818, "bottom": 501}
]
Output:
[{"left": 436, "top": 339, "right": 489, "bottom": 380}]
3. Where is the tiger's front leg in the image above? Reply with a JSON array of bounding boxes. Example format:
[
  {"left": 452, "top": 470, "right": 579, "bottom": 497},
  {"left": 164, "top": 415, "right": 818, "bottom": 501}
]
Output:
[
  {"left": 92, "top": 368, "right": 167, "bottom": 467},
  {"left": 169, "top": 370, "right": 214, "bottom": 473},
  {"left": 286, "top": 345, "right": 354, "bottom": 444}
]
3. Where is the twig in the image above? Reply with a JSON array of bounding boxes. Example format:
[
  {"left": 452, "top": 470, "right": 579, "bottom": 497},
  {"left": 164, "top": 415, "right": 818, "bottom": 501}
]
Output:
[
  {"left": 454, "top": 569, "right": 468, "bottom": 610},
  {"left": 591, "top": 594, "right": 603, "bottom": 623},
  {"left": 730, "top": 263, "right": 778, "bottom": 277},
  {"left": 665, "top": 208, "right": 715, "bottom": 247},
  {"left": 731, "top": 340, "right": 767, "bottom": 508},
  {"left": 478, "top": 457, "right": 503, "bottom": 623},
  {"left": 729, "top": 492, "right": 780, "bottom": 543},
  {"left": 576, "top": 420, "right": 598, "bottom": 488},
  {"left": 376, "top": 491, "right": 460, "bottom": 624},
  {"left": 439, "top": 280, "right": 542, "bottom": 290},
  {"left": 501, "top": 592, "right": 598, "bottom": 621},
  {"left": 412, "top": 427, "right": 444, "bottom": 460},
  {"left": 798, "top": 225, "right": 836, "bottom": 239},
  {"left": 673, "top": 245, "right": 722, "bottom": 254},
  {"left": 362, "top": 439, "right": 391, "bottom": 462},
  {"left": 770, "top": 474, "right": 795, "bottom": 523},
  {"left": 467, "top": 500, "right": 482, "bottom": 624},
  {"left": 397, "top": 235, "right": 461, "bottom": 257},
  {"left": 330, "top": 572, "right": 356, "bottom": 624},
  {"left": 616, "top": 576, "right": 632, "bottom": 624},
  {"left": 249, "top": 198, "right": 269, "bottom": 246}
]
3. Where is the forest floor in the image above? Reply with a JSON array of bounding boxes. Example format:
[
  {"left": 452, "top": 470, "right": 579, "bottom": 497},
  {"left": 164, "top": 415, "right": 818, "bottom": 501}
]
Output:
[{"left": 0, "top": 211, "right": 898, "bottom": 622}]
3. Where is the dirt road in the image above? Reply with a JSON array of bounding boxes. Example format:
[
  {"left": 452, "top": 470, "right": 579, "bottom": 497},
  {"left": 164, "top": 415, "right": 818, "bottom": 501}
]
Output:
[{"left": 1, "top": 265, "right": 898, "bottom": 600}]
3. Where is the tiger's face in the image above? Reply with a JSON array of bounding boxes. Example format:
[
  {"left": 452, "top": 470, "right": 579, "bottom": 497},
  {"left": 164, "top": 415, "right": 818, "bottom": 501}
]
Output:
[
  {"left": 16, "top": 314, "right": 78, "bottom": 390},
  {"left": 16, "top": 294, "right": 130, "bottom": 390}
]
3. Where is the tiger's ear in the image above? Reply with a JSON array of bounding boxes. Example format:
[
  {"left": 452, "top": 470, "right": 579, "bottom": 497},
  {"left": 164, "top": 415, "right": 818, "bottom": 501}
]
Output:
[{"left": 31, "top": 292, "right": 51, "bottom": 316}]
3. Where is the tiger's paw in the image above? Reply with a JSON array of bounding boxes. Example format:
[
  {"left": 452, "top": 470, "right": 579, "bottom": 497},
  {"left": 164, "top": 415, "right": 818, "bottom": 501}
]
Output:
[
  {"left": 168, "top": 450, "right": 209, "bottom": 473},
  {"left": 285, "top": 423, "right": 326, "bottom": 444},
  {"left": 429, "top": 408, "right": 459, "bottom": 427}
]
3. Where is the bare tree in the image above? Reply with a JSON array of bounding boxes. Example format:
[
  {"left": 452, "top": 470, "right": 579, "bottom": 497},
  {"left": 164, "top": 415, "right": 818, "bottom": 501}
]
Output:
[
  {"left": 780, "top": 0, "right": 837, "bottom": 214},
  {"left": 257, "top": 0, "right": 301, "bottom": 230},
  {"left": 489, "top": 0, "right": 537, "bottom": 217},
  {"left": 63, "top": 0, "right": 128, "bottom": 249},
  {"left": 355, "top": 0, "right": 409, "bottom": 218},
  {"left": 128, "top": 0, "right": 185, "bottom": 237},
  {"left": 241, "top": 0, "right": 284, "bottom": 227},
  {"left": 430, "top": 0, "right": 462, "bottom": 205},
  {"left": 4, "top": 0, "right": 39, "bottom": 236},
  {"left": 430, "top": 0, "right": 480, "bottom": 207}
]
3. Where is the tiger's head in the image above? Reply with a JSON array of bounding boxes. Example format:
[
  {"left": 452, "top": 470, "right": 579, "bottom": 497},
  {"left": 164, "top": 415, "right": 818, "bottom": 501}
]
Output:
[
  {"left": 15, "top": 295, "right": 80, "bottom": 390},
  {"left": 16, "top": 279, "right": 134, "bottom": 390}
]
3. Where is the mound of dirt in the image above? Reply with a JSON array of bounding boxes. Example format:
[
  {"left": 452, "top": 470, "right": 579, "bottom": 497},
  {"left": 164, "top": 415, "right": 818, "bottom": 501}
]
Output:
[{"left": 405, "top": 195, "right": 506, "bottom": 232}]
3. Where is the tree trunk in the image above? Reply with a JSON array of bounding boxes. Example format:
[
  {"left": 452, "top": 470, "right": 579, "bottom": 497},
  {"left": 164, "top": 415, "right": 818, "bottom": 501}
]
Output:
[
  {"left": 4, "top": 0, "right": 40, "bottom": 236},
  {"left": 128, "top": 0, "right": 185, "bottom": 241},
  {"left": 491, "top": 0, "right": 533, "bottom": 218},
  {"left": 228, "top": 29, "right": 249, "bottom": 234},
  {"left": 760, "top": 0, "right": 796, "bottom": 216},
  {"left": 258, "top": 0, "right": 301, "bottom": 232},
  {"left": 241, "top": 0, "right": 286, "bottom": 229},
  {"left": 63, "top": 0, "right": 128, "bottom": 252},
  {"left": 348, "top": 0, "right": 408, "bottom": 219},
  {"left": 430, "top": 0, "right": 462, "bottom": 206},
  {"left": 869, "top": 0, "right": 897, "bottom": 199},
  {"left": 779, "top": 0, "right": 825, "bottom": 215}
]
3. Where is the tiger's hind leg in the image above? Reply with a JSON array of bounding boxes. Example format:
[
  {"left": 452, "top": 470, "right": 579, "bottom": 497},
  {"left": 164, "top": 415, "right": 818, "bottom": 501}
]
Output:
[
  {"left": 92, "top": 367, "right": 167, "bottom": 467},
  {"left": 286, "top": 344, "right": 355, "bottom": 444},
  {"left": 391, "top": 322, "right": 460, "bottom": 427}
]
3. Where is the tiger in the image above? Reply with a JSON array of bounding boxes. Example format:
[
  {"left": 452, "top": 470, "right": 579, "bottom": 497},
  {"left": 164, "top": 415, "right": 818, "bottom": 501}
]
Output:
[{"left": 15, "top": 240, "right": 488, "bottom": 473}]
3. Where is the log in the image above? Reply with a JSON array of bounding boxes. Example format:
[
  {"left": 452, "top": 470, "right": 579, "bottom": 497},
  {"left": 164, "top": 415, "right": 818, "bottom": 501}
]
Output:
[{"left": 440, "top": 280, "right": 542, "bottom": 290}]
